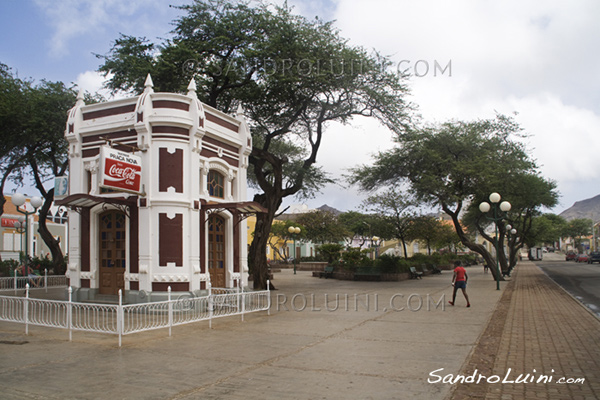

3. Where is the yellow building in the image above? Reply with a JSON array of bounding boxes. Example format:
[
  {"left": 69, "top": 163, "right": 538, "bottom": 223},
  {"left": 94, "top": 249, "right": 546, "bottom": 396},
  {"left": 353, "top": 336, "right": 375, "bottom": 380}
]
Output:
[{"left": 246, "top": 216, "right": 289, "bottom": 262}]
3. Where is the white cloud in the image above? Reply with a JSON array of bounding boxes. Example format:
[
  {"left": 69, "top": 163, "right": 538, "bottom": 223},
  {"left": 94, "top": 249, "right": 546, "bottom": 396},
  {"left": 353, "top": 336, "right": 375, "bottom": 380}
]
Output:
[{"left": 33, "top": 0, "right": 183, "bottom": 58}]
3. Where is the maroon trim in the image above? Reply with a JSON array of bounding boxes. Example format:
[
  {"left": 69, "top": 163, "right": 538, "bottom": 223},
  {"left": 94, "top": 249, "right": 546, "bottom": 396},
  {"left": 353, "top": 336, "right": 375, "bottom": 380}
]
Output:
[
  {"left": 129, "top": 205, "right": 139, "bottom": 274},
  {"left": 69, "top": 123, "right": 74, "bottom": 133},
  {"left": 152, "top": 100, "right": 190, "bottom": 111},
  {"left": 203, "top": 136, "right": 238, "bottom": 153},
  {"left": 137, "top": 112, "right": 143, "bottom": 122},
  {"left": 233, "top": 209, "right": 240, "bottom": 273},
  {"left": 140, "top": 198, "right": 147, "bottom": 208},
  {"left": 199, "top": 148, "right": 239, "bottom": 167},
  {"left": 83, "top": 104, "right": 136, "bottom": 120},
  {"left": 129, "top": 281, "right": 139, "bottom": 290},
  {"left": 82, "top": 130, "right": 135, "bottom": 144},
  {"left": 205, "top": 112, "right": 239, "bottom": 132},
  {"left": 200, "top": 207, "right": 206, "bottom": 274},
  {"left": 152, "top": 126, "right": 189, "bottom": 136},
  {"left": 81, "top": 208, "right": 90, "bottom": 272},
  {"left": 80, "top": 279, "right": 90, "bottom": 288},
  {"left": 159, "top": 148, "right": 184, "bottom": 193},
  {"left": 159, "top": 213, "right": 183, "bottom": 266},
  {"left": 83, "top": 148, "right": 100, "bottom": 158},
  {"left": 152, "top": 282, "right": 189, "bottom": 292}
]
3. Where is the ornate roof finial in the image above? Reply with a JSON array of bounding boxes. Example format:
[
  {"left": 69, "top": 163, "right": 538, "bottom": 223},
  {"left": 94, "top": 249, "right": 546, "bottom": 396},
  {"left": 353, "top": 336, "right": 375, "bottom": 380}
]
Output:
[
  {"left": 144, "top": 73, "right": 154, "bottom": 93},
  {"left": 236, "top": 104, "right": 245, "bottom": 117},
  {"left": 187, "top": 78, "right": 197, "bottom": 97},
  {"left": 76, "top": 88, "right": 85, "bottom": 106}
]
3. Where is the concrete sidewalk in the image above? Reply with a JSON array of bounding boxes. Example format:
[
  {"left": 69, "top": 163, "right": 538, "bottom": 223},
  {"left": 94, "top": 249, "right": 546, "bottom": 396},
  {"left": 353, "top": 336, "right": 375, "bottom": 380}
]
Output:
[
  {"left": 450, "top": 259, "right": 600, "bottom": 400},
  {"left": 0, "top": 265, "right": 503, "bottom": 399}
]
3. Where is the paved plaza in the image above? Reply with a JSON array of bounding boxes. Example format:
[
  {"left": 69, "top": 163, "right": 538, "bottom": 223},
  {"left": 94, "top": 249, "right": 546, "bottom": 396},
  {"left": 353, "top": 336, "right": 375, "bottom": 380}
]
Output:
[{"left": 0, "top": 256, "right": 598, "bottom": 399}]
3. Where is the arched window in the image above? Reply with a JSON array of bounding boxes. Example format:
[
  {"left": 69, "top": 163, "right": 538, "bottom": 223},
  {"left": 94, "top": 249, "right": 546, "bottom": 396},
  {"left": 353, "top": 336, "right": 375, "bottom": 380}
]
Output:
[{"left": 208, "top": 170, "right": 224, "bottom": 198}]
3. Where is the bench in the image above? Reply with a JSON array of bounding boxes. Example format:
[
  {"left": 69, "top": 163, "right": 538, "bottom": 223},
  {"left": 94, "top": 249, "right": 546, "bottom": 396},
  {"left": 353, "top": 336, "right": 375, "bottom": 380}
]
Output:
[
  {"left": 354, "top": 267, "right": 382, "bottom": 281},
  {"left": 319, "top": 266, "right": 335, "bottom": 279},
  {"left": 409, "top": 267, "right": 423, "bottom": 279}
]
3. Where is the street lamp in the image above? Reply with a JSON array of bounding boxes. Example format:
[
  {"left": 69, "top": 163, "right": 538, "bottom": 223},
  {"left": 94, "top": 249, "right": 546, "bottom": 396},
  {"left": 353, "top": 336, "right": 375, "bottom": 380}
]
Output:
[
  {"left": 288, "top": 226, "right": 301, "bottom": 274},
  {"left": 371, "top": 236, "right": 380, "bottom": 260},
  {"left": 11, "top": 193, "right": 43, "bottom": 263},
  {"left": 479, "top": 192, "right": 511, "bottom": 290}
]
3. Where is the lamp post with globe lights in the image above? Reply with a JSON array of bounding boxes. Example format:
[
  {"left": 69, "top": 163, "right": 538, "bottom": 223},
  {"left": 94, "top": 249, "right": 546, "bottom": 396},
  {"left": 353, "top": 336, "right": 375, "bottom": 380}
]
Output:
[
  {"left": 288, "top": 226, "right": 301, "bottom": 274},
  {"left": 11, "top": 193, "right": 44, "bottom": 262},
  {"left": 479, "top": 192, "right": 511, "bottom": 290}
]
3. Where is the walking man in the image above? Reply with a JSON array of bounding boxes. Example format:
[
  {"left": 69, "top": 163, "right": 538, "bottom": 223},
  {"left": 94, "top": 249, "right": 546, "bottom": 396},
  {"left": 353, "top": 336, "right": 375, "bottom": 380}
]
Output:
[{"left": 449, "top": 261, "right": 470, "bottom": 307}]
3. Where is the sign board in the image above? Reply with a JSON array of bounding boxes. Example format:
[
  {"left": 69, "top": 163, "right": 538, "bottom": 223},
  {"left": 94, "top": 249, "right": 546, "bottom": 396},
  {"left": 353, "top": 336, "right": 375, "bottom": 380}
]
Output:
[
  {"left": 1, "top": 218, "right": 18, "bottom": 228},
  {"left": 54, "top": 176, "right": 68, "bottom": 199},
  {"left": 100, "top": 146, "right": 142, "bottom": 194}
]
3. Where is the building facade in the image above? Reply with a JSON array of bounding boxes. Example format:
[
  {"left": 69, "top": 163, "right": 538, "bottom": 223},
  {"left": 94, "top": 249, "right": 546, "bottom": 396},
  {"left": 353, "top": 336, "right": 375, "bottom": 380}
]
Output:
[{"left": 58, "top": 75, "right": 264, "bottom": 302}]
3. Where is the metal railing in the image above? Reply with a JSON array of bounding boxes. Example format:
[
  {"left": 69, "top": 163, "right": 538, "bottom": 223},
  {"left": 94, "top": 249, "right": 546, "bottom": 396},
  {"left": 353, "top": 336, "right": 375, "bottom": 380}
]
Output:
[
  {"left": 0, "top": 270, "right": 68, "bottom": 294},
  {"left": 0, "top": 280, "right": 271, "bottom": 346}
]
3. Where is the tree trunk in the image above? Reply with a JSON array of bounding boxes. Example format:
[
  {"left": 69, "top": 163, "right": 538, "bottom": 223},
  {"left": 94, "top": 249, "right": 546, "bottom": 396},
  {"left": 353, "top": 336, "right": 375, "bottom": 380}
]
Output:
[
  {"left": 249, "top": 192, "right": 282, "bottom": 290},
  {"left": 442, "top": 203, "right": 504, "bottom": 283},
  {"left": 37, "top": 189, "right": 66, "bottom": 275}
]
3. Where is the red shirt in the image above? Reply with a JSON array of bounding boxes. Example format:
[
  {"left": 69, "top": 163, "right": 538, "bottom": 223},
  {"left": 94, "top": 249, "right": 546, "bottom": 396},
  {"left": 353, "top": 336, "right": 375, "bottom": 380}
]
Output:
[{"left": 454, "top": 266, "right": 466, "bottom": 282}]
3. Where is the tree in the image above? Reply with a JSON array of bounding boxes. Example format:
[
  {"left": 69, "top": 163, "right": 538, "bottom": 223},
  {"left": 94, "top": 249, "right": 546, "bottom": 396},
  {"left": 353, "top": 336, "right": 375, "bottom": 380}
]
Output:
[
  {"left": 267, "top": 221, "right": 301, "bottom": 262},
  {"left": 564, "top": 218, "right": 593, "bottom": 252},
  {"left": 0, "top": 64, "right": 94, "bottom": 274},
  {"left": 526, "top": 214, "right": 567, "bottom": 249},
  {"left": 361, "top": 188, "right": 417, "bottom": 259},
  {"left": 350, "top": 114, "right": 558, "bottom": 282},
  {"left": 97, "top": 0, "right": 412, "bottom": 288},
  {"left": 409, "top": 215, "right": 448, "bottom": 255},
  {"left": 295, "top": 210, "right": 348, "bottom": 244},
  {"left": 338, "top": 211, "right": 372, "bottom": 247}
]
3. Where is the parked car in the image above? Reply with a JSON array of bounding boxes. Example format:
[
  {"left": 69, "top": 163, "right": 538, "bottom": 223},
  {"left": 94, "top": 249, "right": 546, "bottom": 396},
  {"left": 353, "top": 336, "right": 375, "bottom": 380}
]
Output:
[
  {"left": 565, "top": 251, "right": 577, "bottom": 261},
  {"left": 576, "top": 253, "right": 589, "bottom": 263},
  {"left": 588, "top": 252, "right": 600, "bottom": 264}
]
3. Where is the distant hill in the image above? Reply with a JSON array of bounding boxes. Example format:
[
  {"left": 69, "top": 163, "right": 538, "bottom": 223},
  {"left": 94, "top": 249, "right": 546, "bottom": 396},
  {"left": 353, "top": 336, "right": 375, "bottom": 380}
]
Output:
[
  {"left": 559, "top": 194, "right": 600, "bottom": 222},
  {"left": 317, "top": 204, "right": 342, "bottom": 215}
]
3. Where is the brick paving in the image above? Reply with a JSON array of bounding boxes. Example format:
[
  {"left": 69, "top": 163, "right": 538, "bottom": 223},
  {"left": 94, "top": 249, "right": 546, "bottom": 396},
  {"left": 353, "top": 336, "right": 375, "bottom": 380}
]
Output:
[{"left": 450, "top": 261, "right": 600, "bottom": 400}]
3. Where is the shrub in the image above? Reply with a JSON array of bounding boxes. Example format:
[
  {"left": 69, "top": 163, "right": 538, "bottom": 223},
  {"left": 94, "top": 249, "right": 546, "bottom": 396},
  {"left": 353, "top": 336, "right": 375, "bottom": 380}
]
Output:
[
  {"left": 0, "top": 259, "right": 19, "bottom": 277},
  {"left": 317, "top": 243, "right": 344, "bottom": 264},
  {"left": 340, "top": 248, "right": 371, "bottom": 270}
]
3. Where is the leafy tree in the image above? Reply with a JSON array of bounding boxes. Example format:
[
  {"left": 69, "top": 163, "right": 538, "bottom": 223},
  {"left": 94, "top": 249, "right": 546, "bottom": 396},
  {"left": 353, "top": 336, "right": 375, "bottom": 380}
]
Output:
[
  {"left": 409, "top": 215, "right": 447, "bottom": 255},
  {"left": 338, "top": 211, "right": 371, "bottom": 247},
  {"left": 350, "top": 114, "right": 559, "bottom": 281},
  {"left": 295, "top": 210, "right": 348, "bottom": 244},
  {"left": 267, "top": 221, "right": 303, "bottom": 262},
  {"left": 563, "top": 218, "right": 593, "bottom": 252},
  {"left": 97, "top": 0, "right": 412, "bottom": 288},
  {"left": 526, "top": 214, "right": 566, "bottom": 248},
  {"left": 361, "top": 188, "right": 417, "bottom": 259},
  {"left": 0, "top": 64, "right": 100, "bottom": 274}
]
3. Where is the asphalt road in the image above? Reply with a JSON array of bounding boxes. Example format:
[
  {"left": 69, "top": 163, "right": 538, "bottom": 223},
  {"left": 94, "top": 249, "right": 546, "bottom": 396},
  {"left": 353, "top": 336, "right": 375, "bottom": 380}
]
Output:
[{"left": 536, "top": 251, "right": 600, "bottom": 317}]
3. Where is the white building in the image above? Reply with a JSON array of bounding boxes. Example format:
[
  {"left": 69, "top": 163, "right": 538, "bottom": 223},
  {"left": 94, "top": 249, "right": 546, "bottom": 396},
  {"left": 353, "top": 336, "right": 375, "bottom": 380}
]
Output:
[{"left": 58, "top": 75, "right": 264, "bottom": 302}]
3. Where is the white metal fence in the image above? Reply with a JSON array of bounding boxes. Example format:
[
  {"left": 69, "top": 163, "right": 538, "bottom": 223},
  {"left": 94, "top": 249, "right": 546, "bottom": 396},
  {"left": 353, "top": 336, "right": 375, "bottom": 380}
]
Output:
[
  {"left": 0, "top": 270, "right": 68, "bottom": 294},
  {"left": 0, "top": 281, "right": 271, "bottom": 346}
]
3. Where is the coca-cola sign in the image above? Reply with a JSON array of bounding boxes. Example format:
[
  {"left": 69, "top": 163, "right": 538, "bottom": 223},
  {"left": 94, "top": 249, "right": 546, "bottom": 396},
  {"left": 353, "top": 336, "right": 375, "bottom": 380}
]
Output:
[{"left": 100, "top": 146, "right": 142, "bottom": 194}]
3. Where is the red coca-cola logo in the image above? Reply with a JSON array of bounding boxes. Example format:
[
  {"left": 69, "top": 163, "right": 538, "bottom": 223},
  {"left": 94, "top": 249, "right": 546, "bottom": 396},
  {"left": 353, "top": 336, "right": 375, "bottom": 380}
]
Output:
[
  {"left": 103, "top": 158, "right": 141, "bottom": 192},
  {"left": 108, "top": 164, "right": 137, "bottom": 181}
]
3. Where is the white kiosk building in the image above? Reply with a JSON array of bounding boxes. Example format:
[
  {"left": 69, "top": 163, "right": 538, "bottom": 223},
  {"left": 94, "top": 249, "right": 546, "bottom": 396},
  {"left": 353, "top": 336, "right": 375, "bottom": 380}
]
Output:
[{"left": 58, "top": 75, "right": 264, "bottom": 302}]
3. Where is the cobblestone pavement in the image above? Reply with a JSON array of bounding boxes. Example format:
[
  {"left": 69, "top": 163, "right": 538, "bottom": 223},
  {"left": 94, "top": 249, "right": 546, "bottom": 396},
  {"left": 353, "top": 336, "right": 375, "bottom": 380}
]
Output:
[
  {"left": 450, "top": 260, "right": 600, "bottom": 400},
  {"left": 0, "top": 266, "right": 503, "bottom": 400}
]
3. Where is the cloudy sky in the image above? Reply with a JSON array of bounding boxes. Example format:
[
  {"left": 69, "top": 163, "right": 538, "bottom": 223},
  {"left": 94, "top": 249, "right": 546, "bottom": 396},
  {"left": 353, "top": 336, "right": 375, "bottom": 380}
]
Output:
[{"left": 1, "top": 0, "right": 599, "bottom": 215}]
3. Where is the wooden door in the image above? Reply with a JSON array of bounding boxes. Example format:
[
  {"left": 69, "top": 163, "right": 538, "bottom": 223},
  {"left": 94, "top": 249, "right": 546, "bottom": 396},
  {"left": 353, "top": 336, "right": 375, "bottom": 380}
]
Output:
[
  {"left": 208, "top": 214, "right": 226, "bottom": 288},
  {"left": 99, "top": 210, "right": 126, "bottom": 295}
]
